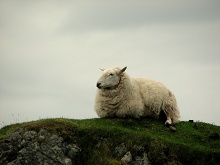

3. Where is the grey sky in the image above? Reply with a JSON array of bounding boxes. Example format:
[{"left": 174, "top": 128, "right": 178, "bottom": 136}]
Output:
[{"left": 1, "top": 0, "right": 220, "bottom": 127}]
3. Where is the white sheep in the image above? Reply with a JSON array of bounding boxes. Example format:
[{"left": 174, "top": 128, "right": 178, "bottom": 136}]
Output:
[{"left": 94, "top": 66, "right": 180, "bottom": 129}]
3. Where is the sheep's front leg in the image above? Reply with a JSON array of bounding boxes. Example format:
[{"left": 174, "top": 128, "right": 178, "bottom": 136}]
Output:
[{"left": 165, "top": 115, "right": 172, "bottom": 126}]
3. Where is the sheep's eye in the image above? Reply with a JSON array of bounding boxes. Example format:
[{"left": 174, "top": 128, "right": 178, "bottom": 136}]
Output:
[{"left": 109, "top": 73, "right": 114, "bottom": 76}]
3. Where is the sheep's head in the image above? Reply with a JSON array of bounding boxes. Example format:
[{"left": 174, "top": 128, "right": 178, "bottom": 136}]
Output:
[{"left": 96, "top": 66, "right": 127, "bottom": 89}]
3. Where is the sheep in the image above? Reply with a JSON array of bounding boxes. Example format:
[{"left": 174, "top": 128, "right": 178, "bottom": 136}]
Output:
[{"left": 94, "top": 66, "right": 180, "bottom": 130}]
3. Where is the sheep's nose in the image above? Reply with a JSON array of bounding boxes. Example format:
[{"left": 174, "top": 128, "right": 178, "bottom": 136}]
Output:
[{"left": 97, "top": 82, "right": 101, "bottom": 88}]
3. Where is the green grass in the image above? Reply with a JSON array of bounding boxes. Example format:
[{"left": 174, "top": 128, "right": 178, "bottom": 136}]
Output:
[{"left": 1, "top": 118, "right": 220, "bottom": 165}]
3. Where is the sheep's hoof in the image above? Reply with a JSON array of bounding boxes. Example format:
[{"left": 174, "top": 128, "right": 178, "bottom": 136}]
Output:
[
  {"left": 165, "top": 123, "right": 176, "bottom": 132},
  {"left": 168, "top": 125, "right": 176, "bottom": 132}
]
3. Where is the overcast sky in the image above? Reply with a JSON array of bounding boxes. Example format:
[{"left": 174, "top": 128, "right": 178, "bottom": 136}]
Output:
[{"left": 1, "top": 0, "right": 220, "bottom": 127}]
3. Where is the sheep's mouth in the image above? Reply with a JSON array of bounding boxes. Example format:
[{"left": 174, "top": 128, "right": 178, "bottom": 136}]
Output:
[
  {"left": 96, "top": 83, "right": 115, "bottom": 90},
  {"left": 104, "top": 86, "right": 118, "bottom": 90},
  {"left": 97, "top": 86, "right": 111, "bottom": 90},
  {"left": 100, "top": 86, "right": 113, "bottom": 90}
]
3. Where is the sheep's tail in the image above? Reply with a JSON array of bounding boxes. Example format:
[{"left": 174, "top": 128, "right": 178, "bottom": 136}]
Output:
[{"left": 164, "top": 91, "right": 180, "bottom": 124}]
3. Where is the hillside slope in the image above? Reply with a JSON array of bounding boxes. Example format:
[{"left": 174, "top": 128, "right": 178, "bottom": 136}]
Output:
[{"left": 0, "top": 118, "right": 220, "bottom": 165}]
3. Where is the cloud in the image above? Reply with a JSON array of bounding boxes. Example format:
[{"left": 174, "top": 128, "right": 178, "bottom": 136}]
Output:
[{"left": 60, "top": 1, "right": 220, "bottom": 33}]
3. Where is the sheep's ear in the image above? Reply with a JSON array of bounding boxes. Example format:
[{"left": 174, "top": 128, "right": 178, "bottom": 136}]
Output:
[
  {"left": 119, "top": 66, "right": 127, "bottom": 74},
  {"left": 99, "top": 68, "right": 105, "bottom": 71}
]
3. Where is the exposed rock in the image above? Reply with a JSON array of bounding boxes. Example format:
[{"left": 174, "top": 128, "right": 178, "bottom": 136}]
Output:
[
  {"left": 131, "top": 145, "right": 145, "bottom": 158},
  {"left": 131, "top": 145, "right": 151, "bottom": 165},
  {"left": 0, "top": 128, "right": 81, "bottom": 165},
  {"left": 132, "top": 152, "right": 151, "bottom": 165},
  {"left": 121, "top": 151, "right": 132, "bottom": 164},
  {"left": 115, "top": 143, "right": 151, "bottom": 165},
  {"left": 114, "top": 143, "right": 127, "bottom": 158},
  {"left": 67, "top": 144, "right": 81, "bottom": 159},
  {"left": 64, "top": 157, "right": 72, "bottom": 165}
]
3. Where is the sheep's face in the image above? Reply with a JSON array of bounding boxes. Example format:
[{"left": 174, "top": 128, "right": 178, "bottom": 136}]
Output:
[{"left": 96, "top": 67, "right": 127, "bottom": 89}]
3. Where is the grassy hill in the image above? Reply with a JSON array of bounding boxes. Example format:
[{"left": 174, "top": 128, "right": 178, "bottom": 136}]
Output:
[{"left": 0, "top": 118, "right": 220, "bottom": 164}]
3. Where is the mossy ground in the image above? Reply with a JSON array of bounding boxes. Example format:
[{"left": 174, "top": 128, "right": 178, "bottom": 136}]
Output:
[{"left": 1, "top": 118, "right": 220, "bottom": 165}]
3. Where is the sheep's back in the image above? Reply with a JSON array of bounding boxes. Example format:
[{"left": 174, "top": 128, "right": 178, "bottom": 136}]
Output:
[{"left": 134, "top": 78, "right": 170, "bottom": 110}]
